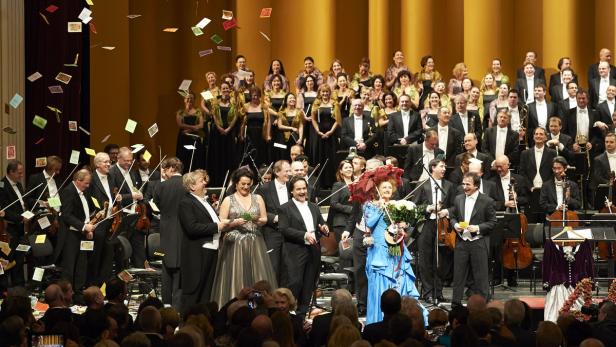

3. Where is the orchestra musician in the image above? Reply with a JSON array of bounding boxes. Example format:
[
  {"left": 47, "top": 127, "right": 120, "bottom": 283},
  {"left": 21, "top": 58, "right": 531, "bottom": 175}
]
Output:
[
  {"left": 539, "top": 157, "right": 581, "bottom": 214},
  {"left": 386, "top": 93, "right": 422, "bottom": 147},
  {"left": 590, "top": 132, "right": 616, "bottom": 207},
  {"left": 431, "top": 106, "right": 463, "bottom": 167},
  {"left": 490, "top": 155, "right": 530, "bottom": 212},
  {"left": 455, "top": 133, "right": 493, "bottom": 180},
  {"left": 546, "top": 116, "right": 574, "bottom": 161},
  {"left": 340, "top": 99, "right": 378, "bottom": 158},
  {"left": 482, "top": 110, "right": 520, "bottom": 166},
  {"left": 26, "top": 155, "right": 62, "bottom": 207},
  {"left": 519, "top": 127, "right": 557, "bottom": 193},
  {"left": 403, "top": 128, "right": 445, "bottom": 182},
  {"left": 526, "top": 85, "right": 557, "bottom": 146},
  {"left": 450, "top": 95, "right": 482, "bottom": 148}
]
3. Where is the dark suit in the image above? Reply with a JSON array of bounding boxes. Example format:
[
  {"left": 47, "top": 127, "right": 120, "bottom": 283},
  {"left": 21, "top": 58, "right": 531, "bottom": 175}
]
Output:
[
  {"left": 589, "top": 152, "right": 613, "bottom": 208},
  {"left": 455, "top": 179, "right": 500, "bottom": 203},
  {"left": 588, "top": 62, "right": 616, "bottom": 86},
  {"left": 549, "top": 72, "right": 578, "bottom": 102},
  {"left": 278, "top": 199, "right": 325, "bottom": 315},
  {"left": 490, "top": 173, "right": 530, "bottom": 212},
  {"left": 85, "top": 171, "right": 115, "bottom": 286},
  {"left": 516, "top": 66, "right": 546, "bottom": 82},
  {"left": 153, "top": 174, "right": 185, "bottom": 307},
  {"left": 481, "top": 127, "right": 520, "bottom": 165},
  {"left": 178, "top": 193, "right": 219, "bottom": 312},
  {"left": 340, "top": 114, "right": 378, "bottom": 158},
  {"left": 328, "top": 182, "right": 352, "bottom": 241},
  {"left": 403, "top": 144, "right": 445, "bottom": 181},
  {"left": 597, "top": 100, "right": 616, "bottom": 126},
  {"left": 58, "top": 183, "right": 96, "bottom": 289},
  {"left": 345, "top": 200, "right": 368, "bottom": 311},
  {"left": 448, "top": 192, "right": 496, "bottom": 303},
  {"left": 589, "top": 76, "right": 616, "bottom": 108},
  {"left": 257, "top": 180, "right": 290, "bottom": 281},
  {"left": 386, "top": 111, "right": 422, "bottom": 146},
  {"left": 309, "top": 312, "right": 332, "bottom": 347},
  {"left": 558, "top": 98, "right": 576, "bottom": 118},
  {"left": 518, "top": 147, "right": 557, "bottom": 190},
  {"left": 562, "top": 107, "right": 604, "bottom": 154},
  {"left": 527, "top": 100, "right": 557, "bottom": 145},
  {"left": 431, "top": 125, "right": 463, "bottom": 166},
  {"left": 539, "top": 179, "right": 581, "bottom": 214},
  {"left": 0, "top": 177, "right": 28, "bottom": 286},
  {"left": 455, "top": 151, "right": 494, "bottom": 180},
  {"left": 26, "top": 171, "right": 61, "bottom": 206},
  {"left": 514, "top": 76, "right": 546, "bottom": 104},
  {"left": 449, "top": 111, "right": 483, "bottom": 148},
  {"left": 546, "top": 132, "right": 573, "bottom": 162},
  {"left": 412, "top": 179, "right": 455, "bottom": 298}
]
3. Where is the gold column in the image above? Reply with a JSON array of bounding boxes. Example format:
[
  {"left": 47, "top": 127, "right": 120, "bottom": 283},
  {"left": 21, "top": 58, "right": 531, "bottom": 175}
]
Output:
[
  {"left": 309, "top": 0, "right": 335, "bottom": 71},
  {"left": 234, "top": 0, "right": 271, "bottom": 83},
  {"left": 369, "top": 0, "right": 390, "bottom": 74},
  {"left": 464, "top": 0, "right": 502, "bottom": 81},
  {"left": 543, "top": 0, "right": 576, "bottom": 85},
  {"left": 401, "top": 0, "right": 432, "bottom": 72}
]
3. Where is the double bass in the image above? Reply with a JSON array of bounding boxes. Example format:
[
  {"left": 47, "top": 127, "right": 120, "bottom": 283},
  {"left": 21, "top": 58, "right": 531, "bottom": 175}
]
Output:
[
  {"left": 598, "top": 171, "right": 616, "bottom": 259},
  {"left": 502, "top": 177, "right": 533, "bottom": 270}
]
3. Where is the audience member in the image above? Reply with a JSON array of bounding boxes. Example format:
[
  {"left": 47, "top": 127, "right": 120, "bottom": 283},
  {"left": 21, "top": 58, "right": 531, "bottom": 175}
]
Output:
[
  {"left": 536, "top": 321, "right": 563, "bottom": 347},
  {"left": 363, "top": 289, "right": 401, "bottom": 345}
]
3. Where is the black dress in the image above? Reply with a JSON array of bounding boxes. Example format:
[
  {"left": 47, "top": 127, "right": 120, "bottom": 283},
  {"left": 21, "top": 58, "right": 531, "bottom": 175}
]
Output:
[
  {"left": 302, "top": 94, "right": 317, "bottom": 157},
  {"left": 207, "top": 106, "right": 237, "bottom": 186},
  {"left": 245, "top": 111, "right": 269, "bottom": 167},
  {"left": 176, "top": 110, "right": 206, "bottom": 173},
  {"left": 310, "top": 106, "right": 337, "bottom": 188}
]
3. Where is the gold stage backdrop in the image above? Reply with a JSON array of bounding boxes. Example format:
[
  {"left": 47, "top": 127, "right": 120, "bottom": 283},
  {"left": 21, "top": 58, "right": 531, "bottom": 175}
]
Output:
[{"left": 91, "top": 0, "right": 616, "bottom": 158}]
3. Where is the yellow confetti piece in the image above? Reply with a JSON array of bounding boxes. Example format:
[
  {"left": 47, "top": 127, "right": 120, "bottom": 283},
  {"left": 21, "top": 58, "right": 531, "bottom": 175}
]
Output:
[{"left": 85, "top": 148, "right": 96, "bottom": 156}]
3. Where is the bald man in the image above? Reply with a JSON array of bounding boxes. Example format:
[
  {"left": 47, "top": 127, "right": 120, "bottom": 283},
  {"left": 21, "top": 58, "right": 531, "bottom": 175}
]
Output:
[
  {"left": 588, "top": 48, "right": 616, "bottom": 87},
  {"left": 40, "top": 284, "right": 75, "bottom": 331},
  {"left": 489, "top": 156, "right": 530, "bottom": 212},
  {"left": 590, "top": 61, "right": 616, "bottom": 108},
  {"left": 456, "top": 160, "right": 499, "bottom": 202},
  {"left": 83, "top": 286, "right": 105, "bottom": 311}
]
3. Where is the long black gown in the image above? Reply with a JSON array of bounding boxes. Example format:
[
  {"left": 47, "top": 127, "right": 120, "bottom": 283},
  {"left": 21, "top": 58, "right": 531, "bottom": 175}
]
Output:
[
  {"left": 207, "top": 106, "right": 237, "bottom": 187},
  {"left": 302, "top": 93, "right": 317, "bottom": 158},
  {"left": 309, "top": 106, "right": 337, "bottom": 188},
  {"left": 176, "top": 110, "right": 206, "bottom": 173},
  {"left": 245, "top": 111, "right": 269, "bottom": 167}
]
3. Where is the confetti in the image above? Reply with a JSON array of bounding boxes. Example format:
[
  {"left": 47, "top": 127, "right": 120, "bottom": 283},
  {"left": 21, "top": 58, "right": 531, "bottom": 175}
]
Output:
[
  {"left": 85, "top": 148, "right": 96, "bottom": 156},
  {"left": 222, "top": 18, "right": 237, "bottom": 31},
  {"left": 178, "top": 79, "right": 192, "bottom": 91},
  {"left": 35, "top": 138, "right": 44, "bottom": 145},
  {"left": 27, "top": 72, "right": 42, "bottom": 82},
  {"left": 32, "top": 115, "right": 48, "bottom": 129},
  {"left": 49, "top": 85, "right": 63, "bottom": 94},
  {"left": 46, "top": 5, "right": 59, "bottom": 13},
  {"left": 217, "top": 46, "right": 231, "bottom": 51},
  {"left": 260, "top": 8, "right": 272, "bottom": 18},
  {"left": 148, "top": 123, "right": 159, "bottom": 137},
  {"left": 101, "top": 134, "right": 111, "bottom": 143},
  {"left": 143, "top": 150, "right": 152, "bottom": 162},
  {"left": 201, "top": 90, "right": 214, "bottom": 101},
  {"left": 125, "top": 119, "right": 137, "bottom": 133},
  {"left": 198, "top": 49, "right": 213, "bottom": 57},
  {"left": 210, "top": 34, "right": 223, "bottom": 44},
  {"left": 35, "top": 157, "right": 47, "bottom": 168},
  {"left": 68, "top": 22, "right": 82, "bottom": 33},
  {"left": 260, "top": 31, "right": 271, "bottom": 42},
  {"left": 163, "top": 28, "right": 178, "bottom": 33},
  {"left": 222, "top": 10, "right": 233, "bottom": 20},
  {"left": 191, "top": 26, "right": 204, "bottom": 36},
  {"left": 9, "top": 94, "right": 23, "bottom": 109},
  {"left": 89, "top": 22, "right": 97, "bottom": 34},
  {"left": 3, "top": 127, "right": 16, "bottom": 134},
  {"left": 78, "top": 8, "right": 92, "bottom": 23},
  {"left": 68, "top": 121, "right": 78, "bottom": 131},
  {"left": 78, "top": 126, "right": 90, "bottom": 135},
  {"left": 39, "top": 12, "right": 50, "bottom": 25},
  {"left": 69, "top": 150, "right": 80, "bottom": 164},
  {"left": 6, "top": 146, "right": 15, "bottom": 160},
  {"left": 86, "top": 0, "right": 94, "bottom": 5},
  {"left": 127, "top": 14, "right": 142, "bottom": 19},
  {"left": 101, "top": 46, "right": 116, "bottom": 50},
  {"left": 55, "top": 72, "right": 72, "bottom": 84},
  {"left": 196, "top": 17, "right": 211, "bottom": 29}
]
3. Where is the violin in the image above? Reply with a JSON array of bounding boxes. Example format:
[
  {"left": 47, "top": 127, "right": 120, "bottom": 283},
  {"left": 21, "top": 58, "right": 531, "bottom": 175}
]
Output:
[
  {"left": 108, "top": 188, "right": 123, "bottom": 238},
  {"left": 598, "top": 171, "right": 616, "bottom": 259},
  {"left": 90, "top": 201, "right": 109, "bottom": 225},
  {"left": 502, "top": 178, "right": 533, "bottom": 270},
  {"left": 436, "top": 203, "right": 456, "bottom": 250},
  {"left": 135, "top": 202, "right": 151, "bottom": 232},
  {"left": 48, "top": 208, "right": 60, "bottom": 236}
]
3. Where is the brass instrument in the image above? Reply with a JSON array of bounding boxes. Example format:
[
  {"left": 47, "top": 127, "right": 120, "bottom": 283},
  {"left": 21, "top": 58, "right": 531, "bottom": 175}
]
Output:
[
  {"left": 576, "top": 134, "right": 591, "bottom": 170},
  {"left": 519, "top": 104, "right": 529, "bottom": 148}
]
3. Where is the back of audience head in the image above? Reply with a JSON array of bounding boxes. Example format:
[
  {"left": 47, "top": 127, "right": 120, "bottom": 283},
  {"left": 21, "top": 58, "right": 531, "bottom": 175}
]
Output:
[
  {"left": 428, "top": 308, "right": 448, "bottom": 329},
  {"left": 504, "top": 298, "right": 526, "bottom": 327},
  {"left": 166, "top": 332, "right": 196, "bottom": 347},
  {"left": 81, "top": 308, "right": 112, "bottom": 343},
  {"left": 183, "top": 303, "right": 213, "bottom": 322},
  {"left": 137, "top": 306, "right": 161, "bottom": 333},
  {"left": 467, "top": 294, "right": 487, "bottom": 312},
  {"left": 599, "top": 301, "right": 616, "bottom": 321},
  {"left": 349, "top": 340, "right": 372, "bottom": 347},
  {"left": 251, "top": 314, "right": 273, "bottom": 340},
  {"left": 580, "top": 338, "right": 606, "bottom": 347},
  {"left": 236, "top": 327, "right": 264, "bottom": 347},
  {"left": 84, "top": 286, "right": 105, "bottom": 310},
  {"left": 0, "top": 315, "right": 26, "bottom": 347},
  {"left": 137, "top": 297, "right": 163, "bottom": 316},
  {"left": 44, "top": 284, "right": 65, "bottom": 307},
  {"left": 536, "top": 321, "right": 564, "bottom": 347},
  {"left": 160, "top": 307, "right": 180, "bottom": 338},
  {"left": 332, "top": 300, "right": 359, "bottom": 326},
  {"left": 54, "top": 279, "right": 74, "bottom": 306},
  {"left": 449, "top": 305, "right": 470, "bottom": 329},
  {"left": 121, "top": 331, "right": 151, "bottom": 347},
  {"left": 184, "top": 313, "right": 214, "bottom": 344},
  {"left": 330, "top": 315, "right": 353, "bottom": 338},
  {"left": 177, "top": 325, "right": 206, "bottom": 347},
  {"left": 331, "top": 288, "right": 353, "bottom": 311},
  {"left": 380, "top": 288, "right": 401, "bottom": 316},
  {"left": 451, "top": 324, "right": 479, "bottom": 347},
  {"left": 106, "top": 278, "right": 128, "bottom": 303},
  {"left": 271, "top": 311, "right": 295, "bottom": 347},
  {"left": 468, "top": 309, "right": 492, "bottom": 339},
  {"left": 388, "top": 313, "right": 414, "bottom": 344},
  {"left": 565, "top": 320, "right": 593, "bottom": 347},
  {"left": 328, "top": 323, "right": 362, "bottom": 347}
]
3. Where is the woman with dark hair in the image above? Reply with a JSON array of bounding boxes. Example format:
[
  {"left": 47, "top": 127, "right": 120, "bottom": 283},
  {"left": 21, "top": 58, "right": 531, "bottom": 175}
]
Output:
[
  {"left": 297, "top": 74, "right": 318, "bottom": 159},
  {"left": 238, "top": 69, "right": 257, "bottom": 104},
  {"left": 207, "top": 81, "right": 240, "bottom": 186},
  {"left": 264, "top": 59, "right": 289, "bottom": 92},
  {"left": 328, "top": 160, "right": 354, "bottom": 242},
  {"left": 352, "top": 57, "right": 374, "bottom": 92},
  {"left": 176, "top": 92, "right": 206, "bottom": 172},
  {"left": 333, "top": 72, "right": 355, "bottom": 118},
  {"left": 272, "top": 93, "right": 305, "bottom": 161},
  {"left": 385, "top": 50, "right": 409, "bottom": 89},
  {"left": 490, "top": 58, "right": 510, "bottom": 86},
  {"left": 371, "top": 75, "right": 386, "bottom": 107},
  {"left": 326, "top": 59, "right": 346, "bottom": 90},
  {"left": 310, "top": 84, "right": 341, "bottom": 188},
  {"left": 240, "top": 86, "right": 276, "bottom": 166},
  {"left": 420, "top": 91, "right": 442, "bottom": 130},
  {"left": 265, "top": 74, "right": 288, "bottom": 112},
  {"left": 393, "top": 70, "right": 420, "bottom": 109},
  {"left": 210, "top": 167, "right": 274, "bottom": 305},
  {"left": 378, "top": 91, "right": 398, "bottom": 148}
]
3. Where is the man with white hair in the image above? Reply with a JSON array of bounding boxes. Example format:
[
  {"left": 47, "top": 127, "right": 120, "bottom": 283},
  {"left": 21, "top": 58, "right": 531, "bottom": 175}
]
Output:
[
  {"left": 309, "top": 289, "right": 353, "bottom": 346},
  {"left": 590, "top": 61, "right": 616, "bottom": 108}
]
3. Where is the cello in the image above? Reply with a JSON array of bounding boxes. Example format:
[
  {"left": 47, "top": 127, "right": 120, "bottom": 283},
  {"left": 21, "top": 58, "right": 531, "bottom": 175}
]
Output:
[
  {"left": 502, "top": 177, "right": 533, "bottom": 271},
  {"left": 548, "top": 176, "right": 580, "bottom": 228},
  {"left": 598, "top": 171, "right": 616, "bottom": 259}
]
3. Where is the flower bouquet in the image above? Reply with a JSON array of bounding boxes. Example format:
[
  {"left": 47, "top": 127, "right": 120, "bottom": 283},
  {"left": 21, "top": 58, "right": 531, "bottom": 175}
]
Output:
[
  {"left": 383, "top": 200, "right": 426, "bottom": 256},
  {"left": 559, "top": 278, "right": 594, "bottom": 321},
  {"left": 239, "top": 212, "right": 253, "bottom": 222}
]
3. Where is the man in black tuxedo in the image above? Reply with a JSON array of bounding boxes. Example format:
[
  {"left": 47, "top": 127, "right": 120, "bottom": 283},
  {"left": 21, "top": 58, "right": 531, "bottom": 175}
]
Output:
[
  {"left": 412, "top": 159, "right": 454, "bottom": 303},
  {"left": 456, "top": 133, "right": 493, "bottom": 180},
  {"left": 482, "top": 110, "right": 520, "bottom": 166},
  {"left": 403, "top": 128, "right": 444, "bottom": 181},
  {"left": 546, "top": 117, "right": 574, "bottom": 161},
  {"left": 539, "top": 156, "right": 581, "bottom": 214},
  {"left": 57, "top": 169, "right": 97, "bottom": 290},
  {"left": 177, "top": 170, "right": 226, "bottom": 312},
  {"left": 589, "top": 133, "right": 616, "bottom": 207},
  {"left": 0, "top": 160, "right": 28, "bottom": 286},
  {"left": 550, "top": 67, "right": 576, "bottom": 103},
  {"left": 279, "top": 176, "right": 329, "bottom": 316},
  {"left": 490, "top": 155, "right": 530, "bottom": 212},
  {"left": 515, "top": 63, "right": 546, "bottom": 104},
  {"left": 153, "top": 157, "right": 184, "bottom": 308},
  {"left": 26, "top": 155, "right": 62, "bottom": 207},
  {"left": 516, "top": 51, "right": 546, "bottom": 81},
  {"left": 257, "top": 160, "right": 291, "bottom": 282},
  {"left": 108, "top": 146, "right": 145, "bottom": 268},
  {"left": 450, "top": 95, "right": 482, "bottom": 147},
  {"left": 135, "top": 150, "right": 161, "bottom": 193},
  {"left": 85, "top": 152, "right": 116, "bottom": 286},
  {"left": 559, "top": 81, "right": 579, "bottom": 116},
  {"left": 386, "top": 94, "right": 422, "bottom": 148},
  {"left": 340, "top": 98, "right": 378, "bottom": 158},
  {"left": 519, "top": 127, "right": 557, "bottom": 192},
  {"left": 598, "top": 85, "right": 616, "bottom": 125},
  {"left": 527, "top": 85, "right": 557, "bottom": 146},
  {"left": 432, "top": 107, "right": 463, "bottom": 167},
  {"left": 563, "top": 90, "right": 610, "bottom": 157},
  {"left": 589, "top": 61, "right": 616, "bottom": 109},
  {"left": 444, "top": 172, "right": 496, "bottom": 304},
  {"left": 587, "top": 48, "right": 616, "bottom": 87}
]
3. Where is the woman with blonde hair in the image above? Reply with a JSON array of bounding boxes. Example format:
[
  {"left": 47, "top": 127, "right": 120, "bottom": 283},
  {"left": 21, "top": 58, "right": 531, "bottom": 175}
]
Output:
[
  {"left": 479, "top": 73, "right": 498, "bottom": 122},
  {"left": 448, "top": 62, "right": 468, "bottom": 98},
  {"left": 272, "top": 93, "right": 305, "bottom": 160},
  {"left": 309, "top": 83, "right": 341, "bottom": 188},
  {"left": 327, "top": 323, "right": 362, "bottom": 347}
]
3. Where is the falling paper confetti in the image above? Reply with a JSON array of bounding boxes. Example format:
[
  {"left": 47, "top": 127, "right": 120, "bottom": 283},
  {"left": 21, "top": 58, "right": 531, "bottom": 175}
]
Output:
[{"left": 260, "top": 32, "right": 271, "bottom": 42}]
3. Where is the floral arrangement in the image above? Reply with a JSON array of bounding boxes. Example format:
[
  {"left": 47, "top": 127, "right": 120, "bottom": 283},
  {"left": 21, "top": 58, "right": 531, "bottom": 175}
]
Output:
[
  {"left": 239, "top": 212, "right": 253, "bottom": 222},
  {"left": 608, "top": 279, "right": 616, "bottom": 304},
  {"left": 382, "top": 200, "right": 425, "bottom": 256},
  {"left": 559, "top": 278, "right": 594, "bottom": 321}
]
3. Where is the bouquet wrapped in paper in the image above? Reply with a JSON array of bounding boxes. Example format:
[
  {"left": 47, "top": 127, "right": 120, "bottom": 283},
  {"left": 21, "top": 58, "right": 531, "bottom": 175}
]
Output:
[{"left": 383, "top": 200, "right": 425, "bottom": 256}]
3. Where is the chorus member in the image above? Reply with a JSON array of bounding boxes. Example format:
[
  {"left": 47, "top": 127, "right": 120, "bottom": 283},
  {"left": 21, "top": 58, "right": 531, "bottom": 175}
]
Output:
[
  {"left": 415, "top": 55, "right": 442, "bottom": 93},
  {"left": 352, "top": 156, "right": 366, "bottom": 178},
  {"left": 352, "top": 57, "right": 374, "bottom": 92},
  {"left": 588, "top": 48, "right": 616, "bottom": 88},
  {"left": 482, "top": 110, "right": 520, "bottom": 165},
  {"left": 562, "top": 90, "right": 607, "bottom": 156},
  {"left": 257, "top": 160, "right": 291, "bottom": 282},
  {"left": 550, "top": 67, "right": 575, "bottom": 103},
  {"left": 58, "top": 169, "right": 97, "bottom": 290},
  {"left": 598, "top": 85, "right": 616, "bottom": 124},
  {"left": 178, "top": 170, "right": 226, "bottom": 311},
  {"left": 479, "top": 74, "right": 498, "bottom": 122},
  {"left": 200, "top": 72, "right": 219, "bottom": 111},
  {"left": 104, "top": 144, "right": 120, "bottom": 165},
  {"left": 448, "top": 62, "right": 468, "bottom": 98},
  {"left": 386, "top": 94, "right": 422, "bottom": 149},
  {"left": 546, "top": 117, "right": 573, "bottom": 160},
  {"left": 379, "top": 92, "right": 398, "bottom": 150},
  {"left": 370, "top": 75, "right": 386, "bottom": 108},
  {"left": 412, "top": 159, "right": 454, "bottom": 303},
  {"left": 461, "top": 78, "right": 473, "bottom": 101},
  {"left": 527, "top": 85, "right": 557, "bottom": 146},
  {"left": 385, "top": 51, "right": 409, "bottom": 89},
  {"left": 27, "top": 155, "right": 62, "bottom": 206},
  {"left": 279, "top": 176, "right": 328, "bottom": 316},
  {"left": 341, "top": 99, "right": 378, "bottom": 158},
  {"left": 329, "top": 160, "right": 354, "bottom": 242},
  {"left": 265, "top": 74, "right": 287, "bottom": 113},
  {"left": 325, "top": 59, "right": 346, "bottom": 90},
  {"left": 393, "top": 70, "right": 420, "bottom": 109},
  {"left": 444, "top": 172, "right": 496, "bottom": 304},
  {"left": 490, "top": 155, "right": 530, "bottom": 212},
  {"left": 211, "top": 168, "right": 275, "bottom": 305},
  {"left": 152, "top": 157, "right": 184, "bottom": 308},
  {"left": 334, "top": 73, "right": 356, "bottom": 119},
  {"left": 264, "top": 59, "right": 290, "bottom": 93},
  {"left": 0, "top": 161, "right": 25, "bottom": 286},
  {"left": 434, "top": 81, "right": 452, "bottom": 110},
  {"left": 208, "top": 82, "right": 240, "bottom": 186},
  {"left": 519, "top": 127, "right": 557, "bottom": 193},
  {"left": 451, "top": 95, "right": 482, "bottom": 145},
  {"left": 468, "top": 86, "right": 482, "bottom": 116},
  {"left": 297, "top": 75, "right": 318, "bottom": 156},
  {"left": 295, "top": 56, "right": 324, "bottom": 93},
  {"left": 421, "top": 91, "right": 442, "bottom": 130},
  {"left": 539, "top": 157, "right": 581, "bottom": 214},
  {"left": 514, "top": 63, "right": 545, "bottom": 104},
  {"left": 432, "top": 106, "right": 464, "bottom": 167},
  {"left": 590, "top": 61, "right": 616, "bottom": 109},
  {"left": 86, "top": 153, "right": 116, "bottom": 286},
  {"left": 259, "top": 165, "right": 273, "bottom": 185},
  {"left": 237, "top": 69, "right": 257, "bottom": 104},
  {"left": 487, "top": 84, "right": 510, "bottom": 128},
  {"left": 176, "top": 92, "right": 206, "bottom": 172},
  {"left": 456, "top": 133, "right": 493, "bottom": 180},
  {"left": 240, "top": 87, "right": 276, "bottom": 167},
  {"left": 490, "top": 58, "right": 510, "bottom": 86},
  {"left": 589, "top": 133, "right": 616, "bottom": 203},
  {"left": 515, "top": 51, "right": 546, "bottom": 81},
  {"left": 273, "top": 94, "right": 305, "bottom": 161},
  {"left": 362, "top": 169, "right": 423, "bottom": 323},
  {"left": 231, "top": 55, "right": 249, "bottom": 89},
  {"left": 309, "top": 84, "right": 341, "bottom": 188},
  {"left": 403, "top": 128, "right": 444, "bottom": 182}
]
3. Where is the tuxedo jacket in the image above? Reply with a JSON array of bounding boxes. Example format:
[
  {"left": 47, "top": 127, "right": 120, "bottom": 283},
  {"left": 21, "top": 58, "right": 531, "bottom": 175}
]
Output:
[
  {"left": 257, "top": 180, "right": 290, "bottom": 228},
  {"left": 455, "top": 179, "right": 500, "bottom": 203},
  {"left": 430, "top": 125, "right": 463, "bottom": 166},
  {"left": 108, "top": 164, "right": 143, "bottom": 208},
  {"left": 589, "top": 76, "right": 616, "bottom": 108},
  {"left": 546, "top": 132, "right": 573, "bottom": 161},
  {"left": 518, "top": 147, "right": 557, "bottom": 185},
  {"left": 514, "top": 77, "right": 546, "bottom": 104},
  {"left": 340, "top": 114, "right": 378, "bottom": 150},
  {"left": 153, "top": 175, "right": 185, "bottom": 268},
  {"left": 455, "top": 151, "right": 494, "bottom": 180},
  {"left": 558, "top": 98, "right": 576, "bottom": 118},
  {"left": 448, "top": 192, "right": 497, "bottom": 237},
  {"left": 26, "top": 171, "right": 62, "bottom": 206},
  {"left": 403, "top": 144, "right": 445, "bottom": 181},
  {"left": 489, "top": 173, "right": 530, "bottom": 211},
  {"left": 386, "top": 111, "right": 422, "bottom": 146},
  {"left": 527, "top": 100, "right": 557, "bottom": 143},
  {"left": 516, "top": 66, "right": 546, "bottom": 81},
  {"left": 549, "top": 72, "right": 578, "bottom": 102},
  {"left": 87, "top": 171, "right": 115, "bottom": 209},
  {"left": 329, "top": 181, "right": 353, "bottom": 228},
  {"left": 539, "top": 179, "right": 581, "bottom": 214},
  {"left": 449, "top": 111, "right": 483, "bottom": 147},
  {"left": 590, "top": 152, "right": 612, "bottom": 191},
  {"left": 587, "top": 63, "right": 616, "bottom": 86},
  {"left": 60, "top": 183, "right": 97, "bottom": 232},
  {"left": 562, "top": 107, "right": 603, "bottom": 149},
  {"left": 0, "top": 177, "right": 27, "bottom": 225},
  {"left": 278, "top": 200, "right": 325, "bottom": 246},
  {"left": 597, "top": 100, "right": 615, "bottom": 125},
  {"left": 481, "top": 127, "right": 520, "bottom": 165},
  {"left": 412, "top": 179, "right": 455, "bottom": 210}
]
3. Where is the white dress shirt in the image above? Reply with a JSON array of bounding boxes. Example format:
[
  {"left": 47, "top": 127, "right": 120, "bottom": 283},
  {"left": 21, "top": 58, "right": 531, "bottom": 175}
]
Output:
[
  {"left": 495, "top": 127, "right": 508, "bottom": 158},
  {"left": 533, "top": 146, "right": 544, "bottom": 188},
  {"left": 549, "top": 133, "right": 565, "bottom": 152},
  {"left": 576, "top": 108, "right": 590, "bottom": 138},
  {"left": 561, "top": 84, "right": 567, "bottom": 101},
  {"left": 292, "top": 198, "right": 315, "bottom": 244},
  {"left": 353, "top": 115, "right": 364, "bottom": 143},
  {"left": 401, "top": 111, "right": 410, "bottom": 138},
  {"left": 275, "top": 179, "right": 289, "bottom": 205},
  {"left": 555, "top": 180, "right": 564, "bottom": 207},
  {"left": 509, "top": 107, "right": 521, "bottom": 132},
  {"left": 535, "top": 100, "right": 548, "bottom": 128},
  {"left": 500, "top": 173, "right": 511, "bottom": 203},
  {"left": 526, "top": 78, "right": 535, "bottom": 103},
  {"left": 459, "top": 112, "right": 469, "bottom": 134},
  {"left": 6, "top": 177, "right": 25, "bottom": 210},
  {"left": 608, "top": 151, "right": 616, "bottom": 173},
  {"left": 429, "top": 179, "right": 443, "bottom": 220},
  {"left": 191, "top": 193, "right": 221, "bottom": 249},
  {"left": 608, "top": 99, "right": 615, "bottom": 116},
  {"left": 118, "top": 165, "right": 135, "bottom": 191},
  {"left": 72, "top": 182, "right": 90, "bottom": 231},
  {"left": 139, "top": 169, "right": 150, "bottom": 183},
  {"left": 96, "top": 170, "right": 113, "bottom": 214},
  {"left": 600, "top": 77, "right": 609, "bottom": 103},
  {"left": 461, "top": 190, "right": 481, "bottom": 241},
  {"left": 568, "top": 97, "right": 577, "bottom": 109},
  {"left": 437, "top": 124, "right": 448, "bottom": 153},
  {"left": 419, "top": 145, "right": 435, "bottom": 181},
  {"left": 44, "top": 171, "right": 58, "bottom": 199}
]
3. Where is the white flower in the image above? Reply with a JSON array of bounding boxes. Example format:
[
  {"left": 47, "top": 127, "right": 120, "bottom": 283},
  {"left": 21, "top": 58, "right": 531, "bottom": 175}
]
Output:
[{"left": 401, "top": 200, "right": 416, "bottom": 210}]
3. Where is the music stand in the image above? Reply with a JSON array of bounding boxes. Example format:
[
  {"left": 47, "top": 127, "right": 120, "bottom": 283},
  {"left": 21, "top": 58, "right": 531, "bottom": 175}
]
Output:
[{"left": 591, "top": 214, "right": 616, "bottom": 278}]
